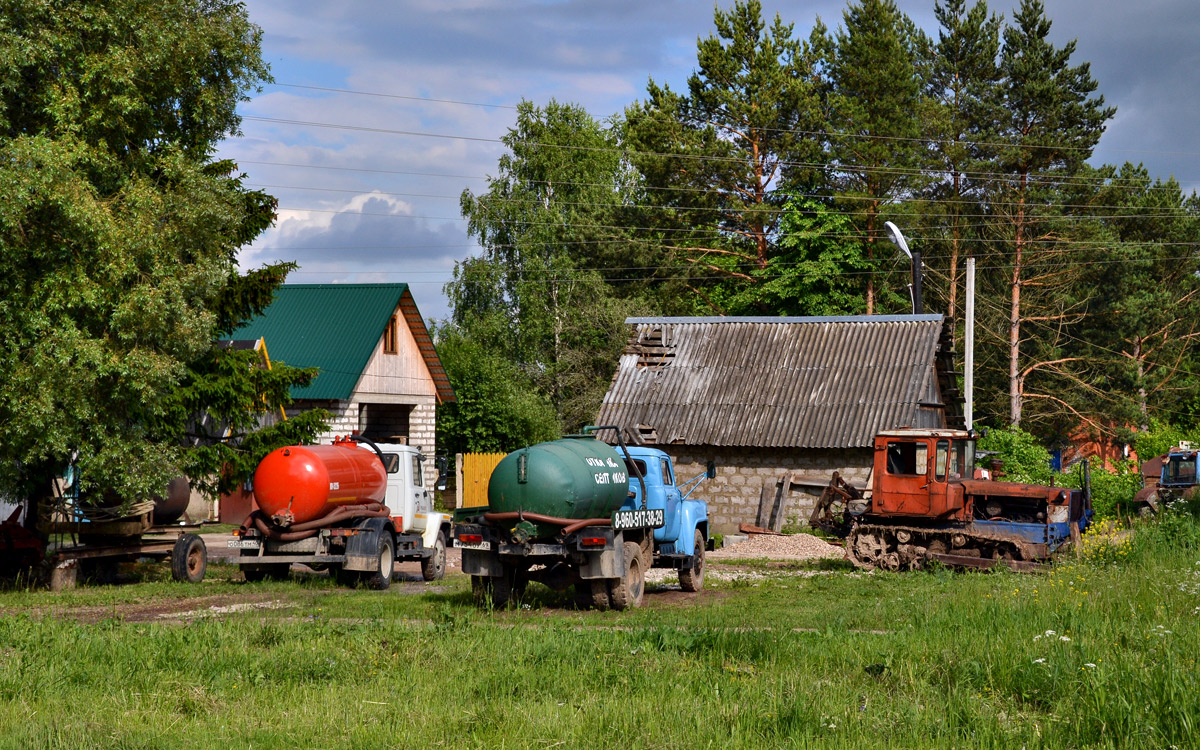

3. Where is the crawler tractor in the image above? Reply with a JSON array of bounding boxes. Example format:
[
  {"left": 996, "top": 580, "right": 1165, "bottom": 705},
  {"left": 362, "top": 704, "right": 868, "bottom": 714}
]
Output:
[{"left": 811, "top": 428, "right": 1091, "bottom": 571}]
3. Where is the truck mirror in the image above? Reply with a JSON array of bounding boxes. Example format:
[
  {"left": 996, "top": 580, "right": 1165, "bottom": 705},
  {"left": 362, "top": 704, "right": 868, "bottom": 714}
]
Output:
[
  {"left": 435, "top": 456, "right": 449, "bottom": 492},
  {"left": 706, "top": 460, "right": 716, "bottom": 479}
]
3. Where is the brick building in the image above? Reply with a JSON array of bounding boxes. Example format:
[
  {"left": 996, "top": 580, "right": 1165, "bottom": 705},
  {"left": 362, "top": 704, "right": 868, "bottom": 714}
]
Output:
[
  {"left": 233, "top": 283, "right": 455, "bottom": 481},
  {"left": 596, "top": 315, "right": 962, "bottom": 534}
]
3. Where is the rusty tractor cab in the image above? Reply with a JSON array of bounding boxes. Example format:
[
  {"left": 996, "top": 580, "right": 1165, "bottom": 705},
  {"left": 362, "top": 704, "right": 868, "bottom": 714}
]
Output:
[
  {"left": 813, "top": 428, "right": 1091, "bottom": 572},
  {"left": 1134, "top": 444, "right": 1200, "bottom": 517}
]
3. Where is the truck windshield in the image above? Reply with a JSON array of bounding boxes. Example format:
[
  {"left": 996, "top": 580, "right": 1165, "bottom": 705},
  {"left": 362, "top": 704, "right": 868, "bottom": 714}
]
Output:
[
  {"left": 1166, "top": 455, "right": 1197, "bottom": 484},
  {"left": 624, "top": 459, "right": 648, "bottom": 481},
  {"left": 950, "top": 440, "right": 974, "bottom": 479}
]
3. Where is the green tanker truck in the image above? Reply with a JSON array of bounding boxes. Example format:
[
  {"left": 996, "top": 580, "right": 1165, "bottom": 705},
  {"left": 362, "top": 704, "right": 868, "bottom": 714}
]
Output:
[{"left": 454, "top": 428, "right": 713, "bottom": 610}]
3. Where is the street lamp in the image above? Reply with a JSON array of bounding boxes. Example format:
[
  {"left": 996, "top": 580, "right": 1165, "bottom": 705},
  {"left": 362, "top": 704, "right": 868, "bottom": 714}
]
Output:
[{"left": 884, "top": 221, "right": 922, "bottom": 315}]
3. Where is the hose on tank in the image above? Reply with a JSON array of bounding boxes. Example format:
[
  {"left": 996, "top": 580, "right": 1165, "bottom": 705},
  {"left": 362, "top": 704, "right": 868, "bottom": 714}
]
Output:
[{"left": 241, "top": 502, "right": 392, "bottom": 541}]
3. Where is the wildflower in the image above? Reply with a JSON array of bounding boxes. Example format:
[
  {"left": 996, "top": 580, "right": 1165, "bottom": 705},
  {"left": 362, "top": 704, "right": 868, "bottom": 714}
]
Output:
[
  {"left": 1060, "top": 636, "right": 1071, "bottom": 642},
  {"left": 1084, "top": 663, "right": 1096, "bottom": 668},
  {"left": 1032, "top": 658, "right": 1046, "bottom": 664}
]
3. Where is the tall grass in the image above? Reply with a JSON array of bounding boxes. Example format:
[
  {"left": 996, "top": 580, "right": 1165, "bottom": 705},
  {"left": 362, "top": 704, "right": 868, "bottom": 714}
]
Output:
[{"left": 1, "top": 515, "right": 1198, "bottom": 748}]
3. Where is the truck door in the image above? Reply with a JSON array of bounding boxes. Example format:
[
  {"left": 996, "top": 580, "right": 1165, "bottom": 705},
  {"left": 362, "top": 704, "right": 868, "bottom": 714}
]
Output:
[
  {"left": 926, "top": 439, "right": 955, "bottom": 516},
  {"left": 879, "top": 439, "right": 931, "bottom": 516},
  {"left": 654, "top": 458, "right": 682, "bottom": 543},
  {"left": 410, "top": 453, "right": 430, "bottom": 518}
]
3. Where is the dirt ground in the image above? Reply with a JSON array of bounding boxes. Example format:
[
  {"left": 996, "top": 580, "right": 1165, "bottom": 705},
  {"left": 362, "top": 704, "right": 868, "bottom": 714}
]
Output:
[{"left": 3, "top": 532, "right": 841, "bottom": 624}]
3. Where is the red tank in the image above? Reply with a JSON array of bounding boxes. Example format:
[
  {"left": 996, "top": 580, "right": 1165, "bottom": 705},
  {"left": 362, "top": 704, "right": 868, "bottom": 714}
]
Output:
[{"left": 253, "top": 438, "right": 387, "bottom": 526}]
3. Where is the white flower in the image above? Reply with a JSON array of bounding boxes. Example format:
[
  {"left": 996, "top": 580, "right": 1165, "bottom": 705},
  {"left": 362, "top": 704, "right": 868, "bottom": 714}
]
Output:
[
  {"left": 1060, "top": 636, "right": 1071, "bottom": 642},
  {"left": 1032, "top": 658, "right": 1046, "bottom": 664},
  {"left": 1084, "top": 663, "right": 1096, "bottom": 668}
]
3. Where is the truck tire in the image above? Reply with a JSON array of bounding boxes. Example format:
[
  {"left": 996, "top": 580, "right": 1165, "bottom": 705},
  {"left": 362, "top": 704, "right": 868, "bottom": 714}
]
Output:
[
  {"left": 331, "top": 564, "right": 358, "bottom": 587},
  {"left": 243, "top": 564, "right": 290, "bottom": 582},
  {"left": 171, "top": 533, "right": 207, "bottom": 583},
  {"left": 678, "top": 530, "right": 705, "bottom": 592},
  {"left": 362, "top": 533, "right": 395, "bottom": 591},
  {"left": 609, "top": 541, "right": 645, "bottom": 610},
  {"left": 472, "top": 568, "right": 526, "bottom": 608},
  {"left": 421, "top": 531, "right": 447, "bottom": 581}
]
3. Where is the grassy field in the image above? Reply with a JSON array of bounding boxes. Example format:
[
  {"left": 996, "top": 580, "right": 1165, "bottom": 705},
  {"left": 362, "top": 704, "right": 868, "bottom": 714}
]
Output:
[{"left": 1, "top": 516, "right": 1198, "bottom": 749}]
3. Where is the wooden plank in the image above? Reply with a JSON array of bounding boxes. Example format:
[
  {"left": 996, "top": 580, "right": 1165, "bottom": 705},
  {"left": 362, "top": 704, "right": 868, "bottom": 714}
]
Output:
[
  {"left": 767, "top": 472, "right": 788, "bottom": 532},
  {"left": 756, "top": 483, "right": 773, "bottom": 528}
]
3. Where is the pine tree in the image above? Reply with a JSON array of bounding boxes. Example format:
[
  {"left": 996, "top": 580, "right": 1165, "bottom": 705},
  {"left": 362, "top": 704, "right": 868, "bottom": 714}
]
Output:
[
  {"left": 918, "top": 0, "right": 1002, "bottom": 346},
  {"left": 826, "top": 0, "right": 925, "bottom": 314},
  {"left": 623, "top": 0, "right": 825, "bottom": 313},
  {"left": 991, "top": 0, "right": 1114, "bottom": 426}
]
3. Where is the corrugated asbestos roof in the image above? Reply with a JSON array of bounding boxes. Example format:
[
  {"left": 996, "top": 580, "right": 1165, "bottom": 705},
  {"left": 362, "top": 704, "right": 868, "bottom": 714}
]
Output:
[
  {"left": 596, "top": 315, "right": 957, "bottom": 449},
  {"left": 232, "top": 284, "right": 455, "bottom": 403}
]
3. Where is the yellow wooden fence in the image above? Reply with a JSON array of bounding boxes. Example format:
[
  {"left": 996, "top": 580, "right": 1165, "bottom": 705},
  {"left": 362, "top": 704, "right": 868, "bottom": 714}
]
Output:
[{"left": 458, "top": 452, "right": 506, "bottom": 508}]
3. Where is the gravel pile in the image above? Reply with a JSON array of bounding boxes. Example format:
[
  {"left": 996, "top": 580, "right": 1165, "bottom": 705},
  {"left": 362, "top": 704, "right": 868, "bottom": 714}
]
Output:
[{"left": 709, "top": 532, "right": 843, "bottom": 561}]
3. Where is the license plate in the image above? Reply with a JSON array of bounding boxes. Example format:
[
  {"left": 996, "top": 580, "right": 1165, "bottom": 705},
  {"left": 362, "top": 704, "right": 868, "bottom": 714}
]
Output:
[
  {"left": 611, "top": 508, "right": 665, "bottom": 530},
  {"left": 453, "top": 540, "right": 491, "bottom": 551},
  {"left": 227, "top": 539, "right": 261, "bottom": 549}
]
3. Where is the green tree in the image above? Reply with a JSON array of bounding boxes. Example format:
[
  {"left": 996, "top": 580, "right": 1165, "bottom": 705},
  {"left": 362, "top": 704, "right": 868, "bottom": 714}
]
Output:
[
  {"left": 721, "top": 196, "right": 869, "bottom": 315},
  {"left": 623, "top": 0, "right": 826, "bottom": 312},
  {"left": 917, "top": 0, "right": 1002, "bottom": 345},
  {"left": 433, "top": 326, "right": 559, "bottom": 456},
  {"left": 451, "top": 100, "right": 641, "bottom": 433},
  {"left": 990, "top": 0, "right": 1114, "bottom": 426},
  {"left": 0, "top": 0, "right": 321, "bottom": 507},
  {"left": 826, "top": 0, "right": 925, "bottom": 314},
  {"left": 1066, "top": 164, "right": 1200, "bottom": 432}
]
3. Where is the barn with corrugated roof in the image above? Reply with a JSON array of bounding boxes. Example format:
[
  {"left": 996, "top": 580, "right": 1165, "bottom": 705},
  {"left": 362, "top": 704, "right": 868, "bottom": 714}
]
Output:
[{"left": 595, "top": 315, "right": 962, "bottom": 534}]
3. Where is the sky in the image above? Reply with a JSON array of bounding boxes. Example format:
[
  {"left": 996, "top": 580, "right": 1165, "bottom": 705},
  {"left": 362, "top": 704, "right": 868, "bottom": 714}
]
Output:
[{"left": 217, "top": 0, "right": 1200, "bottom": 324}]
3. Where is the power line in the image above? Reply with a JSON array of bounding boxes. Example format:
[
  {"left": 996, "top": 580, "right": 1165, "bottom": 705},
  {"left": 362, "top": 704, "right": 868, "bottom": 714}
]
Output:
[{"left": 237, "top": 113, "right": 1200, "bottom": 192}]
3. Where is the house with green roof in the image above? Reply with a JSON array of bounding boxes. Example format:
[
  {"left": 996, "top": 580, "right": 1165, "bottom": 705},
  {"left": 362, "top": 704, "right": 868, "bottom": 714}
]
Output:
[{"left": 233, "top": 284, "right": 454, "bottom": 474}]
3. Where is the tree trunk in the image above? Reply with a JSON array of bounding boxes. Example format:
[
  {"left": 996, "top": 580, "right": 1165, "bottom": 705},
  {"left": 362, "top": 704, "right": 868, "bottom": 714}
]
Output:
[{"left": 1009, "top": 174, "right": 1027, "bottom": 426}]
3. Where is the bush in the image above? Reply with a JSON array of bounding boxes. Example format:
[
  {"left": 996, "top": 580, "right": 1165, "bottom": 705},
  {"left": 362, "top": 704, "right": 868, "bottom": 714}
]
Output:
[
  {"left": 1062, "top": 460, "right": 1141, "bottom": 522},
  {"left": 977, "top": 426, "right": 1053, "bottom": 485},
  {"left": 1132, "top": 419, "right": 1200, "bottom": 462}
]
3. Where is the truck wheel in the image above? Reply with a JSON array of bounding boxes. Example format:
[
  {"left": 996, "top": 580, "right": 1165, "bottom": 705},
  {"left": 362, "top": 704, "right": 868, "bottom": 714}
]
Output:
[
  {"left": 171, "top": 533, "right": 207, "bottom": 583},
  {"left": 609, "top": 541, "right": 645, "bottom": 610},
  {"left": 244, "top": 564, "right": 290, "bottom": 582},
  {"left": 472, "top": 569, "right": 525, "bottom": 608},
  {"left": 678, "top": 530, "right": 705, "bottom": 592},
  {"left": 331, "top": 564, "right": 358, "bottom": 587},
  {"left": 362, "top": 533, "right": 395, "bottom": 591},
  {"left": 589, "top": 580, "right": 611, "bottom": 610},
  {"left": 421, "top": 531, "right": 447, "bottom": 581}
]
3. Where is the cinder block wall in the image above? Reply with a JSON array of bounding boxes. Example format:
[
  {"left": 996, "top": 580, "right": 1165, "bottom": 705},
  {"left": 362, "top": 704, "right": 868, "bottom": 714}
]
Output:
[{"left": 663, "top": 446, "right": 873, "bottom": 534}]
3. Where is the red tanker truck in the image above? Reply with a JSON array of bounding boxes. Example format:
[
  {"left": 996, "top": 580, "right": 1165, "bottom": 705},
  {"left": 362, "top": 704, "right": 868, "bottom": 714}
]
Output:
[{"left": 230, "top": 436, "right": 451, "bottom": 588}]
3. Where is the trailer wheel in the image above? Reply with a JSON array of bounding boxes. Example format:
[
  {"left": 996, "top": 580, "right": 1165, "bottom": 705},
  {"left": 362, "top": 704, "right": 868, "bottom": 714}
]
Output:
[
  {"left": 362, "top": 533, "right": 395, "bottom": 591},
  {"left": 171, "top": 533, "right": 207, "bottom": 583},
  {"left": 679, "top": 530, "right": 705, "bottom": 592},
  {"left": 421, "top": 531, "right": 447, "bottom": 581},
  {"left": 609, "top": 541, "right": 645, "bottom": 610}
]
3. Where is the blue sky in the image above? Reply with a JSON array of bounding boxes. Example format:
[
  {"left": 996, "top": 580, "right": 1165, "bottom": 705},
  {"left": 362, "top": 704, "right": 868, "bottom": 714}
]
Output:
[{"left": 216, "top": 0, "right": 1200, "bottom": 324}]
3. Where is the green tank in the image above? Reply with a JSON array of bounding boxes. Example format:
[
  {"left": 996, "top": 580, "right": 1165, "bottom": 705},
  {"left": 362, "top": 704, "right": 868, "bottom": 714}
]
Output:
[{"left": 488, "top": 437, "right": 630, "bottom": 523}]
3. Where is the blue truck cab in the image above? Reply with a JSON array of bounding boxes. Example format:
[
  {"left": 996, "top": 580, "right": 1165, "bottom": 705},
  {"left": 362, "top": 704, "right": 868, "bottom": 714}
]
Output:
[{"left": 620, "top": 446, "right": 710, "bottom": 566}]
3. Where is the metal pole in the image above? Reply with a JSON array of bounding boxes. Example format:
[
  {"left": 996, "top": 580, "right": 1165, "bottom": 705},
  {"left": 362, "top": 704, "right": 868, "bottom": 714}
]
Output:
[
  {"left": 912, "top": 246, "right": 923, "bottom": 315},
  {"left": 965, "top": 257, "right": 975, "bottom": 430}
]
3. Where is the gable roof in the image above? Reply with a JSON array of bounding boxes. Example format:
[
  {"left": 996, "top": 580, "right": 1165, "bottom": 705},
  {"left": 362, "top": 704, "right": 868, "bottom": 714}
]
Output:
[
  {"left": 232, "top": 284, "right": 454, "bottom": 402},
  {"left": 596, "top": 315, "right": 961, "bottom": 449}
]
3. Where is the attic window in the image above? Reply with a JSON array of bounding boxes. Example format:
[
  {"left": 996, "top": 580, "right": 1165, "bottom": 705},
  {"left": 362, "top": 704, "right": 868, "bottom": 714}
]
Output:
[
  {"left": 383, "top": 316, "right": 398, "bottom": 355},
  {"left": 635, "top": 327, "right": 675, "bottom": 369}
]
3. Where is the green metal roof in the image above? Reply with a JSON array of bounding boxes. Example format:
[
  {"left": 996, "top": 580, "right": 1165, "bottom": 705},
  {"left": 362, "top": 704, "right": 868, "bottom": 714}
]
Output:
[{"left": 233, "top": 283, "right": 423, "bottom": 401}]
